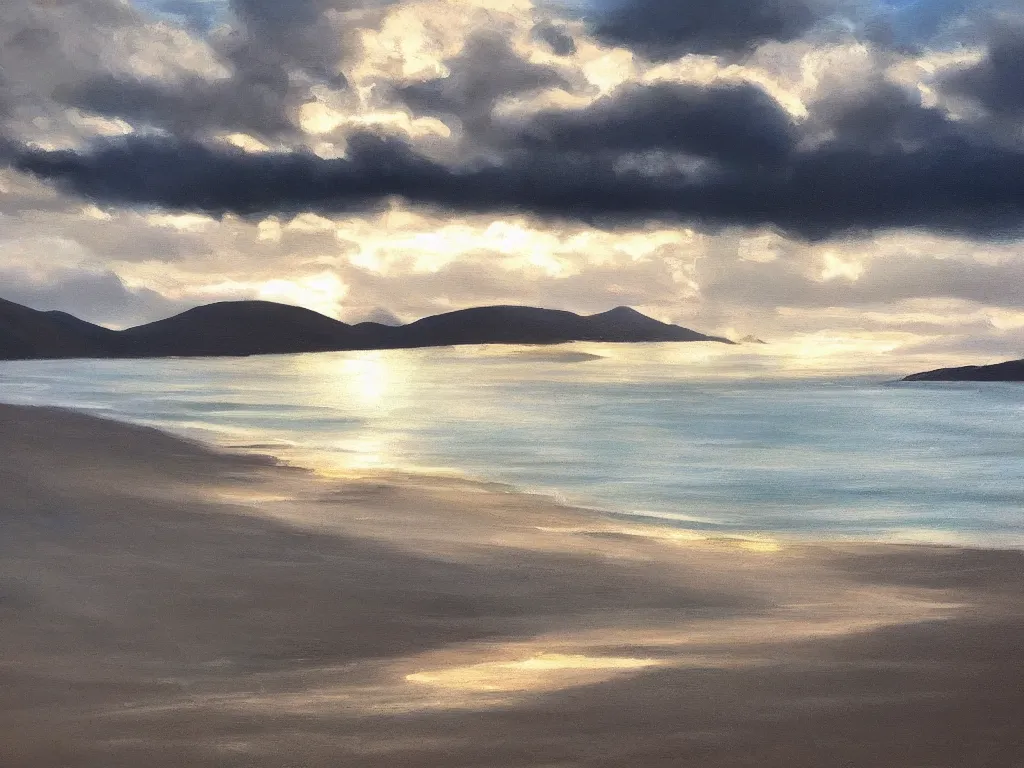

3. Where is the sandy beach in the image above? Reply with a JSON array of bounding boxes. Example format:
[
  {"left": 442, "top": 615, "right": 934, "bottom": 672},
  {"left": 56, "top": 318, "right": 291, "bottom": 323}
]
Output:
[{"left": 1, "top": 402, "right": 1022, "bottom": 767}]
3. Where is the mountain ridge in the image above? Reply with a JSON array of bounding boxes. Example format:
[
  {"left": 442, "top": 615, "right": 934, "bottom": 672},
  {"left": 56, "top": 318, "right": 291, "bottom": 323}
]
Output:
[{"left": 0, "top": 298, "right": 733, "bottom": 361}]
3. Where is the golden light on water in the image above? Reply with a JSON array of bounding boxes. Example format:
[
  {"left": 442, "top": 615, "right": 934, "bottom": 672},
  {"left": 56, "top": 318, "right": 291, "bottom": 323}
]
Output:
[
  {"left": 289, "top": 350, "right": 408, "bottom": 414},
  {"left": 335, "top": 356, "right": 392, "bottom": 409},
  {"left": 278, "top": 351, "right": 416, "bottom": 470}
]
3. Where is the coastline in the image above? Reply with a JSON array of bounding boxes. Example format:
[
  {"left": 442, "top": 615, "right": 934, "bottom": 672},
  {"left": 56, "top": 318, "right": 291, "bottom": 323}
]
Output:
[{"left": 2, "top": 403, "right": 1022, "bottom": 767}]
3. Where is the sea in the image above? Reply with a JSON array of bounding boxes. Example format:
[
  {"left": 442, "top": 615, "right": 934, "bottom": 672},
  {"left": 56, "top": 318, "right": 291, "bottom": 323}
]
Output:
[{"left": 2, "top": 343, "right": 1022, "bottom": 548}]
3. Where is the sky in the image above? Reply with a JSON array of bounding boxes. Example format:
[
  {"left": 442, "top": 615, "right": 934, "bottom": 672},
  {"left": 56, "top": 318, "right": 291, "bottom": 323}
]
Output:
[{"left": 1, "top": 0, "right": 1024, "bottom": 368}]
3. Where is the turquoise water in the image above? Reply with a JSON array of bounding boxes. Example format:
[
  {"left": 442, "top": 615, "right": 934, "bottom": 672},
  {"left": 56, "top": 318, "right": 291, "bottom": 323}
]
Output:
[{"left": 1, "top": 344, "right": 1022, "bottom": 547}]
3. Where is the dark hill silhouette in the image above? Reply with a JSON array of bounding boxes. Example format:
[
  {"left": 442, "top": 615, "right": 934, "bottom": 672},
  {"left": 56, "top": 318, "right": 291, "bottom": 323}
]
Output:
[
  {"left": 391, "top": 305, "right": 721, "bottom": 347},
  {"left": 0, "top": 298, "right": 118, "bottom": 359},
  {"left": 120, "top": 301, "right": 361, "bottom": 357},
  {"left": 903, "top": 358, "right": 1024, "bottom": 382},
  {"left": 0, "top": 298, "right": 733, "bottom": 361}
]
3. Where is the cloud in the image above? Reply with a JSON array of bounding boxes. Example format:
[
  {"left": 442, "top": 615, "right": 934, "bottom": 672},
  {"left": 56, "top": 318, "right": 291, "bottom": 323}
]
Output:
[
  {"left": 335, "top": 248, "right": 687, "bottom": 322},
  {"left": 0, "top": 0, "right": 401, "bottom": 147},
  {"left": 0, "top": 267, "right": 190, "bottom": 327},
  {"left": 51, "top": 15, "right": 318, "bottom": 142},
  {"left": 699, "top": 245, "right": 1024, "bottom": 310},
  {"left": 587, "top": 0, "right": 826, "bottom": 59},
  {"left": 357, "top": 307, "right": 403, "bottom": 325},
  {"left": 142, "top": 0, "right": 226, "bottom": 32},
  {"left": 514, "top": 81, "right": 798, "bottom": 167},
  {"left": 820, "top": 81, "right": 960, "bottom": 150},
  {"left": 399, "top": 31, "right": 572, "bottom": 142},
  {"left": 224, "top": 0, "right": 396, "bottom": 85},
  {"left": 897, "top": 326, "right": 1024, "bottom": 359},
  {"left": 531, "top": 21, "right": 577, "bottom": 56},
  {"left": 14, "top": 7, "right": 1023, "bottom": 245},
  {"left": 585, "top": 0, "right": 1015, "bottom": 61},
  {"left": 944, "top": 27, "right": 1024, "bottom": 117},
  {"left": 57, "top": 73, "right": 294, "bottom": 140},
  {"left": 13, "top": 97, "right": 1024, "bottom": 240},
  {"left": 0, "top": 0, "right": 231, "bottom": 147}
]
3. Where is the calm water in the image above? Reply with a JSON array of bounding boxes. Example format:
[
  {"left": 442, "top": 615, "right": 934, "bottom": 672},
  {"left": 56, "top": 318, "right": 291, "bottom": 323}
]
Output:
[{"left": 2, "top": 344, "right": 1022, "bottom": 547}]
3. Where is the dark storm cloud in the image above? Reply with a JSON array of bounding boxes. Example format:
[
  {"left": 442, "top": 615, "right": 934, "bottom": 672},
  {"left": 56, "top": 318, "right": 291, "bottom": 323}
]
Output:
[
  {"left": 531, "top": 21, "right": 577, "bottom": 56},
  {"left": 399, "top": 32, "right": 571, "bottom": 138},
  {"left": 944, "top": 27, "right": 1024, "bottom": 116},
  {"left": 516, "top": 82, "right": 798, "bottom": 167},
  {"left": 0, "top": 71, "right": 11, "bottom": 121},
  {"left": 13, "top": 133, "right": 447, "bottom": 215},
  {"left": 12, "top": 112, "right": 1024, "bottom": 240},
  {"left": 588, "top": 0, "right": 824, "bottom": 59},
  {"left": 57, "top": 72, "right": 293, "bottom": 139},
  {"left": 11, "top": 38, "right": 1024, "bottom": 241},
  {"left": 821, "top": 81, "right": 965, "bottom": 151},
  {"left": 585, "top": 0, "right": 1010, "bottom": 59}
]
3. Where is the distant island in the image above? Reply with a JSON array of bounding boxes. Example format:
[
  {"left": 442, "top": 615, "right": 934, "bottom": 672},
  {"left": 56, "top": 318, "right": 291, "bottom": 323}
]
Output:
[
  {"left": 0, "top": 297, "right": 733, "bottom": 361},
  {"left": 903, "top": 358, "right": 1024, "bottom": 382}
]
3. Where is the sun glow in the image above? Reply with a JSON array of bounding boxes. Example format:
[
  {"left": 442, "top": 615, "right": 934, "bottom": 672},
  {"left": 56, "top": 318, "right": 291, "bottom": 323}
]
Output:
[{"left": 257, "top": 272, "right": 349, "bottom": 318}]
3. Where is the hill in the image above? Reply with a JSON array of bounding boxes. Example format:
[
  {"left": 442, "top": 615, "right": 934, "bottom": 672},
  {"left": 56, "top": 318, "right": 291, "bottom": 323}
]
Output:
[
  {"left": 119, "top": 301, "right": 363, "bottom": 357},
  {"left": 0, "top": 298, "right": 733, "bottom": 360},
  {"left": 903, "top": 358, "right": 1024, "bottom": 382},
  {"left": 0, "top": 298, "right": 120, "bottom": 359}
]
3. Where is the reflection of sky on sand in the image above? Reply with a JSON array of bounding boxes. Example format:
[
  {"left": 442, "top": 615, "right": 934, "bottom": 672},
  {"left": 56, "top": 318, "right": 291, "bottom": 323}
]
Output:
[
  {"left": 153, "top": 587, "right": 959, "bottom": 720},
  {"left": 534, "top": 525, "right": 782, "bottom": 553},
  {"left": 405, "top": 653, "right": 661, "bottom": 693},
  {"left": 390, "top": 589, "right": 957, "bottom": 705},
  {"left": 85, "top": 454, "right": 965, "bottom": 725}
]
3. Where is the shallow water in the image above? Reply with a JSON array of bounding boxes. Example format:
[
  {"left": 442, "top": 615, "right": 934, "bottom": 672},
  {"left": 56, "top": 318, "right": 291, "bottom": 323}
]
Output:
[{"left": 2, "top": 343, "right": 1022, "bottom": 547}]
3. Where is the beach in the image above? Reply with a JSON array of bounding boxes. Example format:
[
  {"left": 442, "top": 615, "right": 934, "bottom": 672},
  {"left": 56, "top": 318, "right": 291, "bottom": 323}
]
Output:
[{"left": 1, "top": 402, "right": 1022, "bottom": 767}]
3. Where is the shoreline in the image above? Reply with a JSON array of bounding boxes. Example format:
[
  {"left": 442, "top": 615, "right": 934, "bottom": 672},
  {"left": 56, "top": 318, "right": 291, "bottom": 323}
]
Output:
[
  {"left": 13, "top": 401, "right": 1014, "bottom": 553},
  {"left": 119, "top": 422, "right": 1024, "bottom": 553},
  {"left": 2, "top": 403, "right": 1022, "bottom": 766}
]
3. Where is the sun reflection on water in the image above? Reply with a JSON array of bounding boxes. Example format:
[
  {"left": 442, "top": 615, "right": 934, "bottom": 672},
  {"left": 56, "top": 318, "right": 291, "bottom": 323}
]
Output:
[{"left": 282, "top": 351, "right": 414, "bottom": 469}]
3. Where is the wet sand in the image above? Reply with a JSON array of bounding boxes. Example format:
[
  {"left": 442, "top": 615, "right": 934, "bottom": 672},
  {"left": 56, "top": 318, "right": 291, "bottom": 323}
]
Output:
[{"left": 1, "top": 403, "right": 1022, "bottom": 767}]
